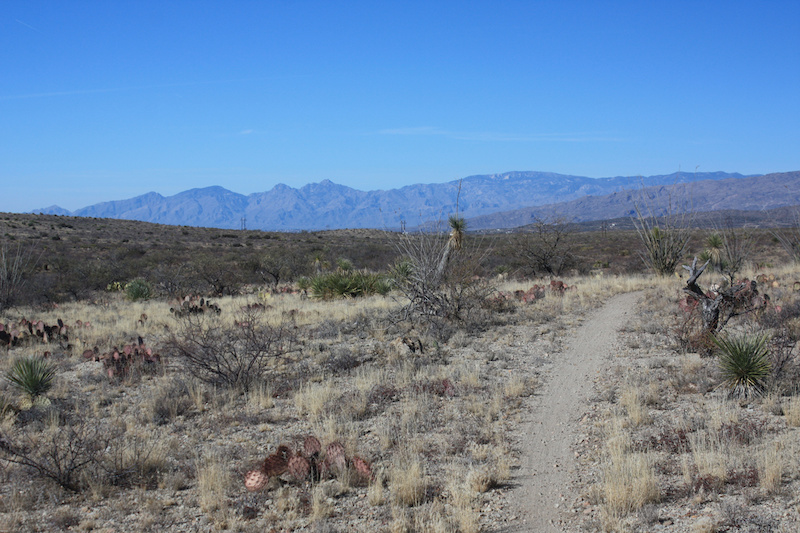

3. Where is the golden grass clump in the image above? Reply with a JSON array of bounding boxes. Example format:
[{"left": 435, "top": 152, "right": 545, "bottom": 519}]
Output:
[
  {"left": 619, "top": 385, "right": 652, "bottom": 427},
  {"left": 601, "top": 419, "right": 659, "bottom": 520},
  {"left": 294, "top": 380, "right": 337, "bottom": 422},
  {"left": 758, "top": 440, "right": 784, "bottom": 494},
  {"left": 390, "top": 456, "right": 426, "bottom": 507},
  {"left": 784, "top": 396, "right": 800, "bottom": 427},
  {"left": 196, "top": 452, "right": 232, "bottom": 514}
]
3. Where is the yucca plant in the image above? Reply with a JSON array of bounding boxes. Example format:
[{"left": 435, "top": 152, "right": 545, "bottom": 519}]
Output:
[
  {"left": 5, "top": 356, "right": 57, "bottom": 403},
  {"left": 713, "top": 333, "right": 771, "bottom": 399}
]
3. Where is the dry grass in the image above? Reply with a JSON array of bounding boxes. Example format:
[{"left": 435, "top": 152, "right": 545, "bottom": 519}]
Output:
[
  {"left": 785, "top": 396, "right": 800, "bottom": 426},
  {"left": 3, "top": 255, "right": 800, "bottom": 531},
  {"left": 601, "top": 419, "right": 660, "bottom": 523},
  {"left": 390, "top": 456, "right": 426, "bottom": 507}
]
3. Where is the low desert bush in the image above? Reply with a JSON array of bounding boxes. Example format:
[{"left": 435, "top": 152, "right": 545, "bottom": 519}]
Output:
[
  {"left": 0, "top": 416, "right": 120, "bottom": 492},
  {"left": 125, "top": 278, "right": 153, "bottom": 301},
  {"left": 164, "top": 306, "right": 297, "bottom": 392},
  {"left": 309, "top": 270, "right": 389, "bottom": 299}
]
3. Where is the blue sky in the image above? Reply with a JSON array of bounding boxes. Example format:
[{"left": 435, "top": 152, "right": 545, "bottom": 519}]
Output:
[{"left": 2, "top": 1, "right": 798, "bottom": 212}]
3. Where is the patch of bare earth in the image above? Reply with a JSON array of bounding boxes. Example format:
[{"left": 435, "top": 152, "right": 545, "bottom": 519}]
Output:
[{"left": 504, "top": 291, "right": 642, "bottom": 532}]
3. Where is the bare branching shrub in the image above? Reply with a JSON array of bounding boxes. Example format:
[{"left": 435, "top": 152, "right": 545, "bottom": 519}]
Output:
[
  {"left": 392, "top": 218, "right": 494, "bottom": 339},
  {"left": 0, "top": 416, "right": 120, "bottom": 492},
  {"left": 0, "top": 241, "right": 37, "bottom": 312},
  {"left": 164, "top": 306, "right": 297, "bottom": 391},
  {"left": 772, "top": 208, "right": 800, "bottom": 262},
  {"left": 700, "top": 222, "right": 753, "bottom": 284},
  {"left": 517, "top": 215, "right": 577, "bottom": 276},
  {"left": 632, "top": 188, "right": 691, "bottom": 276}
]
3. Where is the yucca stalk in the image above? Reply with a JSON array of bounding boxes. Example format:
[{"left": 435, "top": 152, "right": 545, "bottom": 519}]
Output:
[
  {"left": 5, "top": 356, "right": 57, "bottom": 402},
  {"left": 713, "top": 333, "right": 771, "bottom": 399}
]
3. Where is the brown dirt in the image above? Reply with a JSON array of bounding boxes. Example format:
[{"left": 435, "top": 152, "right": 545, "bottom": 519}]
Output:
[{"left": 508, "top": 291, "right": 642, "bottom": 531}]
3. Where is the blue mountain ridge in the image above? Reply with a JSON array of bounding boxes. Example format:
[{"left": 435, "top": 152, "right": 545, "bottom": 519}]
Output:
[{"left": 31, "top": 170, "right": 760, "bottom": 231}]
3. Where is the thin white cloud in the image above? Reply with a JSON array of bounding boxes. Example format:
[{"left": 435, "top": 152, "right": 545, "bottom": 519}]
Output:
[
  {"left": 15, "top": 18, "right": 42, "bottom": 33},
  {"left": 377, "top": 127, "right": 623, "bottom": 143},
  {"left": 239, "top": 129, "right": 254, "bottom": 135}
]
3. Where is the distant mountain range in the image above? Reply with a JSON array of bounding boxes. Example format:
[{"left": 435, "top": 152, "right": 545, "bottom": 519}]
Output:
[
  {"left": 468, "top": 171, "right": 800, "bottom": 230},
  {"left": 30, "top": 170, "right": 799, "bottom": 231}
]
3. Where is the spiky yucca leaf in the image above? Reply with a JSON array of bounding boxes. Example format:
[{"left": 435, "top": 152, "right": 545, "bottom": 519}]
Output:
[
  {"left": 713, "top": 333, "right": 771, "bottom": 399},
  {"left": 5, "top": 356, "right": 56, "bottom": 401}
]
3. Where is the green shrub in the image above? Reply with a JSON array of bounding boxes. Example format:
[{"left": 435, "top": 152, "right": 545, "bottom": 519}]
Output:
[
  {"left": 309, "top": 270, "right": 386, "bottom": 299},
  {"left": 5, "top": 356, "right": 56, "bottom": 402},
  {"left": 296, "top": 277, "right": 311, "bottom": 291},
  {"left": 713, "top": 333, "right": 771, "bottom": 399},
  {"left": 125, "top": 278, "right": 152, "bottom": 301}
]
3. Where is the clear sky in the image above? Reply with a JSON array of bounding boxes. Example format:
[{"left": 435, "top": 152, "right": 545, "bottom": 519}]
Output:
[{"left": 2, "top": 1, "right": 798, "bottom": 212}]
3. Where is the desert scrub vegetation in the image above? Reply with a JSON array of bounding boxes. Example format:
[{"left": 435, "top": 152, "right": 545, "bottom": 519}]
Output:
[
  {"left": 579, "top": 263, "right": 800, "bottom": 532},
  {"left": 1, "top": 212, "right": 798, "bottom": 531},
  {"left": 0, "top": 261, "right": 559, "bottom": 532}
]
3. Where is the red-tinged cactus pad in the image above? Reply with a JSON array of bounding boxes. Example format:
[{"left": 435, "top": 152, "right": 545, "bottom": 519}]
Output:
[
  {"left": 352, "top": 456, "right": 373, "bottom": 482},
  {"left": 288, "top": 455, "right": 311, "bottom": 481},
  {"left": 304, "top": 435, "right": 321, "bottom": 458},
  {"left": 262, "top": 453, "right": 288, "bottom": 477},
  {"left": 326, "top": 442, "right": 347, "bottom": 471},
  {"left": 244, "top": 469, "right": 269, "bottom": 492}
]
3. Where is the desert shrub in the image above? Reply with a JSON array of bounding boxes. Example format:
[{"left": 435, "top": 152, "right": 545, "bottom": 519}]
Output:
[
  {"left": 713, "top": 333, "right": 771, "bottom": 399},
  {"left": 164, "top": 307, "right": 297, "bottom": 391},
  {"left": 632, "top": 189, "right": 691, "bottom": 276},
  {"left": 392, "top": 223, "right": 495, "bottom": 339},
  {"left": 0, "top": 241, "right": 37, "bottom": 311},
  {"left": 517, "top": 215, "right": 577, "bottom": 276},
  {"left": 0, "top": 417, "right": 119, "bottom": 492},
  {"left": 5, "top": 356, "right": 56, "bottom": 403},
  {"left": 309, "top": 270, "right": 387, "bottom": 299},
  {"left": 125, "top": 278, "right": 153, "bottom": 301}
]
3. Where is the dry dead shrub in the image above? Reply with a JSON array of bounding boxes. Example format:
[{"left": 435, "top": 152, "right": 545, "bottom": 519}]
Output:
[{"left": 164, "top": 306, "right": 297, "bottom": 392}]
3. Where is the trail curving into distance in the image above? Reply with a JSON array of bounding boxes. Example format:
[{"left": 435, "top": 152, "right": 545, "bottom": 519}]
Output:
[{"left": 508, "top": 291, "right": 641, "bottom": 532}]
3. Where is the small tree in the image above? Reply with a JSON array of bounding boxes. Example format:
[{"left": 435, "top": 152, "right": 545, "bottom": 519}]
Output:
[
  {"left": 255, "top": 249, "right": 309, "bottom": 287},
  {"left": 517, "top": 216, "right": 576, "bottom": 277}
]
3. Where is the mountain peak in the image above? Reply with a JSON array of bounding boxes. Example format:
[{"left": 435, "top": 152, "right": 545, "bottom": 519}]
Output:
[{"left": 26, "top": 170, "right": 778, "bottom": 231}]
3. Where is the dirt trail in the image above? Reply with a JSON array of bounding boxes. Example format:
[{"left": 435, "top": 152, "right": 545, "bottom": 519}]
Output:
[{"left": 508, "top": 291, "right": 641, "bottom": 532}]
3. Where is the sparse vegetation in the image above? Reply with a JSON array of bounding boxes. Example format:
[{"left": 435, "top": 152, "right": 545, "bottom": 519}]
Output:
[{"left": 0, "top": 212, "right": 798, "bottom": 531}]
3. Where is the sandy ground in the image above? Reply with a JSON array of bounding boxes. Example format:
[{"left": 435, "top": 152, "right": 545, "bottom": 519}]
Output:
[{"left": 508, "top": 291, "right": 642, "bottom": 532}]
